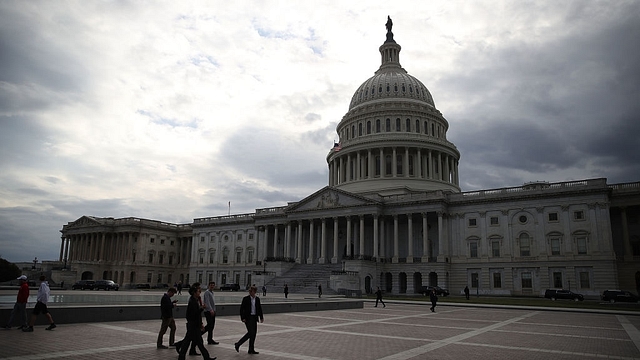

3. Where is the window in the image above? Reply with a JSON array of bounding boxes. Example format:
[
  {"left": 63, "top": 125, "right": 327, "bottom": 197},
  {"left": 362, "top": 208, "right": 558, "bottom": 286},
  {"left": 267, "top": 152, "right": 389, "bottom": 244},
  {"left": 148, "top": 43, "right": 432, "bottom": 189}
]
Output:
[
  {"left": 406, "top": 118, "right": 411, "bottom": 132},
  {"left": 148, "top": 253, "right": 154, "bottom": 263},
  {"left": 150, "top": 238, "right": 155, "bottom": 243},
  {"left": 431, "top": 123, "right": 435, "bottom": 136},
  {"left": 386, "top": 119, "right": 391, "bottom": 132},
  {"left": 396, "top": 155, "right": 402, "bottom": 175},
  {"left": 468, "top": 218, "right": 477, "bottom": 227},
  {"left": 352, "top": 125, "right": 355, "bottom": 138},
  {"left": 367, "top": 121, "right": 371, "bottom": 134},
  {"left": 376, "top": 119, "right": 381, "bottom": 133},
  {"left": 237, "top": 233, "right": 243, "bottom": 241},
  {"left": 490, "top": 217, "right": 499, "bottom": 225},
  {"left": 248, "top": 249, "right": 254, "bottom": 264},
  {"left": 493, "top": 272, "right": 502, "bottom": 288},
  {"left": 159, "top": 254, "right": 164, "bottom": 264},
  {"left": 521, "top": 272, "right": 532, "bottom": 289},
  {"left": 395, "top": 118, "right": 401, "bottom": 131},
  {"left": 200, "top": 237, "right": 205, "bottom": 243},
  {"left": 160, "top": 239, "right": 165, "bottom": 245},
  {"left": 157, "top": 273, "right": 162, "bottom": 283},
  {"left": 170, "top": 240, "right": 174, "bottom": 246},
  {"left": 519, "top": 215, "right": 527, "bottom": 224},
  {"left": 553, "top": 272, "right": 562, "bottom": 288},
  {"left": 579, "top": 272, "right": 590, "bottom": 288},
  {"left": 168, "top": 255, "right": 173, "bottom": 265},
  {"left": 574, "top": 211, "right": 585, "bottom": 220},
  {"left": 471, "top": 273, "right": 479, "bottom": 288},
  {"left": 358, "top": 123, "right": 363, "bottom": 136},
  {"left": 519, "top": 233, "right": 531, "bottom": 256},
  {"left": 222, "top": 248, "right": 229, "bottom": 264},
  {"left": 551, "top": 238, "right": 561, "bottom": 255},
  {"left": 236, "top": 250, "right": 242, "bottom": 263},
  {"left": 199, "top": 253, "right": 204, "bottom": 264},
  {"left": 209, "top": 252, "right": 215, "bottom": 264},
  {"left": 416, "top": 119, "right": 420, "bottom": 133},
  {"left": 408, "top": 155, "right": 414, "bottom": 176},
  {"left": 147, "top": 272, "right": 152, "bottom": 283},
  {"left": 548, "top": 212, "right": 558, "bottom": 222},
  {"left": 492, "top": 240, "right": 500, "bottom": 257},
  {"left": 249, "top": 233, "right": 254, "bottom": 240},
  {"left": 470, "top": 242, "right": 478, "bottom": 258},
  {"left": 576, "top": 236, "right": 587, "bottom": 254},
  {"left": 385, "top": 155, "right": 392, "bottom": 175},
  {"left": 375, "top": 156, "right": 381, "bottom": 176}
]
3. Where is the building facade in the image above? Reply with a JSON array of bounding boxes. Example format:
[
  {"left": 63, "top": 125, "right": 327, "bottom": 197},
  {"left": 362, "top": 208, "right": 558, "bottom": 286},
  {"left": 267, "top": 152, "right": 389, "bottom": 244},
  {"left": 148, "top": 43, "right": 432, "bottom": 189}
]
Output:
[{"left": 59, "top": 21, "right": 640, "bottom": 297}]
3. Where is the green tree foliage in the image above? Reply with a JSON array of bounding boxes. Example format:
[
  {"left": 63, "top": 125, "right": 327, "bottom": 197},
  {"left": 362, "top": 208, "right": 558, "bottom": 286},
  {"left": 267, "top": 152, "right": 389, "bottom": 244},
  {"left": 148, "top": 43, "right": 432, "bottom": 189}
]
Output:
[{"left": 0, "top": 258, "right": 21, "bottom": 282}]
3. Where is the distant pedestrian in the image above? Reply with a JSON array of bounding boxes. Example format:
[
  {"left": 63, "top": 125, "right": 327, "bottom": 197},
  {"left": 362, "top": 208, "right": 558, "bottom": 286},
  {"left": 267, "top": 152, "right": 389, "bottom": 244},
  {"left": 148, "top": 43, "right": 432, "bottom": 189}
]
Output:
[
  {"left": 318, "top": 284, "right": 322, "bottom": 298},
  {"left": 262, "top": 285, "right": 267, "bottom": 296},
  {"left": 157, "top": 287, "right": 178, "bottom": 348},
  {"left": 374, "top": 287, "right": 385, "bottom": 308},
  {"left": 234, "top": 285, "right": 264, "bottom": 355},
  {"left": 464, "top": 286, "right": 470, "bottom": 300},
  {"left": 23, "top": 275, "right": 56, "bottom": 332},
  {"left": 284, "top": 284, "right": 289, "bottom": 299},
  {"left": 203, "top": 282, "right": 219, "bottom": 345},
  {"left": 429, "top": 289, "right": 438, "bottom": 312},
  {"left": 177, "top": 281, "right": 183, "bottom": 295},
  {"left": 4, "top": 275, "right": 29, "bottom": 330}
]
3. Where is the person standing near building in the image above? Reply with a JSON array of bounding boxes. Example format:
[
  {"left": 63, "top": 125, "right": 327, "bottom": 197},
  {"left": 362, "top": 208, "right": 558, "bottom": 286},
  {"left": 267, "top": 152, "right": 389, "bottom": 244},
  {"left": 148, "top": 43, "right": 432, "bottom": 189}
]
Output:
[
  {"left": 234, "top": 285, "right": 264, "bottom": 355},
  {"left": 318, "top": 284, "right": 322, "bottom": 298},
  {"left": 202, "top": 281, "right": 219, "bottom": 345},
  {"left": 284, "top": 284, "right": 289, "bottom": 299},
  {"left": 464, "top": 286, "right": 470, "bottom": 300},
  {"left": 374, "top": 287, "right": 386, "bottom": 308},
  {"left": 429, "top": 288, "right": 438, "bottom": 312},
  {"left": 262, "top": 285, "right": 267, "bottom": 296},
  {"left": 4, "top": 275, "right": 29, "bottom": 330},
  {"left": 23, "top": 275, "right": 56, "bottom": 332},
  {"left": 157, "top": 287, "right": 178, "bottom": 348},
  {"left": 177, "top": 283, "right": 215, "bottom": 360}
]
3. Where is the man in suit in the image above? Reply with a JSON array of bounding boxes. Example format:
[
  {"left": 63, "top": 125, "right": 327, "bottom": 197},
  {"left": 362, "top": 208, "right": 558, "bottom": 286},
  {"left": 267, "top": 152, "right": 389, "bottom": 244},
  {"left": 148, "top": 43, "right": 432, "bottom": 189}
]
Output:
[
  {"left": 234, "top": 285, "right": 264, "bottom": 355},
  {"left": 176, "top": 283, "right": 215, "bottom": 360}
]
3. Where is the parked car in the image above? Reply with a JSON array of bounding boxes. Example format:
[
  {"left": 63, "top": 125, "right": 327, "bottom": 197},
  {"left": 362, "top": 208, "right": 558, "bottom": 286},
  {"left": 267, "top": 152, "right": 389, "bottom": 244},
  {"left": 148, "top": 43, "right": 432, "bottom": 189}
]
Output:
[
  {"left": 72, "top": 280, "right": 95, "bottom": 290},
  {"left": 219, "top": 283, "right": 240, "bottom": 291},
  {"left": 601, "top": 290, "right": 640, "bottom": 303},
  {"left": 94, "top": 280, "right": 119, "bottom": 291},
  {"left": 544, "top": 289, "right": 584, "bottom": 301},
  {"left": 420, "top": 285, "right": 449, "bottom": 297}
]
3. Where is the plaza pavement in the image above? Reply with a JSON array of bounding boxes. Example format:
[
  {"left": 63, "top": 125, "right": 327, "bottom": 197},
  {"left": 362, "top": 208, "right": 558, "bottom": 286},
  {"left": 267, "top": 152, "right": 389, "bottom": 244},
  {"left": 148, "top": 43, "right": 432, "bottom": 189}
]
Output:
[{"left": 2, "top": 299, "right": 640, "bottom": 360}]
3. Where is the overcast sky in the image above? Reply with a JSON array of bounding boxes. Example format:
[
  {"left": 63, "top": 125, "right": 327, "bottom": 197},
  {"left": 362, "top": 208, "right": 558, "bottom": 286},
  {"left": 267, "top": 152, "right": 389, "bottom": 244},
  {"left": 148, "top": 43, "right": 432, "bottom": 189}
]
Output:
[{"left": 1, "top": 1, "right": 639, "bottom": 262}]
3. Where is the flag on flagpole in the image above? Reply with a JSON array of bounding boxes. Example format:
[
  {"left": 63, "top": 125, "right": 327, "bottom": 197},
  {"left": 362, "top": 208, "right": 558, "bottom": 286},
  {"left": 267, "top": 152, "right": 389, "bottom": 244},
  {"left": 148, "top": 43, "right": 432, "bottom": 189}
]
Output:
[{"left": 333, "top": 142, "right": 342, "bottom": 151}]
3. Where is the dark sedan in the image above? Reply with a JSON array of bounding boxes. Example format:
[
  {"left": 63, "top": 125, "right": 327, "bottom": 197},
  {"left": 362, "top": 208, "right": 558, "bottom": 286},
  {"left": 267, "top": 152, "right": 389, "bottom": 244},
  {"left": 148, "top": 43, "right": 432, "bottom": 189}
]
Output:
[{"left": 420, "top": 285, "right": 449, "bottom": 297}]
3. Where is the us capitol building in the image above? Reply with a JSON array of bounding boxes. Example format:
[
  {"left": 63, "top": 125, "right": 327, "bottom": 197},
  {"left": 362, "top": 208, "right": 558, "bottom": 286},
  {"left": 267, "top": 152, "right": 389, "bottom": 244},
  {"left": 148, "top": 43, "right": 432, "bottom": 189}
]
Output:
[{"left": 58, "top": 20, "right": 640, "bottom": 298}]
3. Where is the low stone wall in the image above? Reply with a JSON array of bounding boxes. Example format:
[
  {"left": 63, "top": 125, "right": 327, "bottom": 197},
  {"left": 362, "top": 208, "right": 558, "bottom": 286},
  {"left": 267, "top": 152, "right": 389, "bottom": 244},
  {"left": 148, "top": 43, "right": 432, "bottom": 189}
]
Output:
[{"left": 0, "top": 299, "right": 363, "bottom": 326}]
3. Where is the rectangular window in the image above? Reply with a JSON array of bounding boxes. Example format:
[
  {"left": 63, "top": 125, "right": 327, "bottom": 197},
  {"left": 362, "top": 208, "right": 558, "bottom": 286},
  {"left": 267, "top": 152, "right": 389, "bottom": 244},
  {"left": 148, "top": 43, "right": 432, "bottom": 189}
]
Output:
[
  {"left": 492, "top": 241, "right": 500, "bottom": 257},
  {"left": 148, "top": 253, "right": 153, "bottom": 263},
  {"left": 471, "top": 273, "right": 479, "bottom": 288},
  {"left": 236, "top": 251, "right": 242, "bottom": 263},
  {"left": 551, "top": 238, "right": 561, "bottom": 255},
  {"left": 200, "top": 236, "right": 205, "bottom": 242},
  {"left": 168, "top": 255, "right": 173, "bottom": 265},
  {"left": 170, "top": 240, "right": 174, "bottom": 246},
  {"left": 150, "top": 238, "right": 155, "bottom": 243},
  {"left": 376, "top": 119, "right": 381, "bottom": 133},
  {"left": 577, "top": 236, "right": 587, "bottom": 254},
  {"left": 159, "top": 254, "right": 164, "bottom": 264},
  {"left": 160, "top": 239, "right": 165, "bottom": 245},
  {"left": 468, "top": 218, "right": 477, "bottom": 227},
  {"left": 405, "top": 118, "right": 411, "bottom": 132},
  {"left": 521, "top": 272, "right": 532, "bottom": 289},
  {"left": 209, "top": 252, "right": 215, "bottom": 264},
  {"left": 493, "top": 272, "right": 502, "bottom": 288},
  {"left": 579, "top": 272, "right": 590, "bottom": 288},
  {"left": 249, "top": 233, "right": 254, "bottom": 240},
  {"left": 408, "top": 155, "right": 414, "bottom": 176},
  {"left": 574, "top": 210, "right": 585, "bottom": 220},
  {"left": 548, "top": 212, "right": 558, "bottom": 222},
  {"left": 199, "top": 253, "right": 204, "bottom": 264},
  {"left": 396, "top": 155, "right": 403, "bottom": 175},
  {"left": 147, "top": 272, "right": 152, "bottom": 283},
  {"left": 490, "top": 216, "right": 499, "bottom": 225},
  {"left": 248, "top": 250, "right": 254, "bottom": 264},
  {"left": 520, "top": 237, "right": 531, "bottom": 257},
  {"left": 470, "top": 242, "right": 478, "bottom": 258},
  {"left": 157, "top": 273, "right": 162, "bottom": 283},
  {"left": 237, "top": 234, "right": 243, "bottom": 241},
  {"left": 385, "top": 155, "right": 392, "bottom": 175},
  {"left": 553, "top": 272, "right": 562, "bottom": 288},
  {"left": 375, "top": 156, "right": 381, "bottom": 176}
]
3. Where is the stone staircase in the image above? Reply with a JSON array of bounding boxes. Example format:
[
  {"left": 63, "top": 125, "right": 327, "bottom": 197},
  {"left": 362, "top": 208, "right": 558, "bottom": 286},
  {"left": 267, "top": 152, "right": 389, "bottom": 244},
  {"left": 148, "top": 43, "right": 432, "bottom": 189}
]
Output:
[{"left": 265, "top": 263, "right": 342, "bottom": 295}]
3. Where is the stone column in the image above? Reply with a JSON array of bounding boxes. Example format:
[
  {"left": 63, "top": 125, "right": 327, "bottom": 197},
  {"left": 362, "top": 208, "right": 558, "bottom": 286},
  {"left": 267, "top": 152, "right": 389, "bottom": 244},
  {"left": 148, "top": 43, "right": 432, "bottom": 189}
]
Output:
[
  {"left": 417, "top": 149, "right": 422, "bottom": 178},
  {"left": 359, "top": 215, "right": 365, "bottom": 258},
  {"left": 356, "top": 152, "right": 361, "bottom": 180},
  {"left": 332, "top": 217, "right": 339, "bottom": 263},
  {"left": 367, "top": 150, "right": 372, "bottom": 179},
  {"left": 404, "top": 148, "right": 409, "bottom": 177},
  {"left": 392, "top": 147, "right": 397, "bottom": 177},
  {"left": 346, "top": 217, "right": 352, "bottom": 257},
  {"left": 422, "top": 212, "right": 429, "bottom": 261},
  {"left": 393, "top": 215, "right": 399, "bottom": 263},
  {"left": 379, "top": 148, "right": 384, "bottom": 177},
  {"left": 380, "top": 217, "right": 385, "bottom": 259},
  {"left": 308, "top": 220, "right": 315, "bottom": 264},
  {"left": 297, "top": 222, "right": 303, "bottom": 262},
  {"left": 373, "top": 215, "right": 379, "bottom": 260},
  {"left": 407, "top": 213, "right": 414, "bottom": 263},
  {"left": 437, "top": 212, "right": 444, "bottom": 261},
  {"left": 347, "top": 154, "right": 352, "bottom": 181},
  {"left": 320, "top": 218, "right": 327, "bottom": 264},
  {"left": 64, "top": 237, "right": 70, "bottom": 264},
  {"left": 59, "top": 237, "right": 65, "bottom": 261}
]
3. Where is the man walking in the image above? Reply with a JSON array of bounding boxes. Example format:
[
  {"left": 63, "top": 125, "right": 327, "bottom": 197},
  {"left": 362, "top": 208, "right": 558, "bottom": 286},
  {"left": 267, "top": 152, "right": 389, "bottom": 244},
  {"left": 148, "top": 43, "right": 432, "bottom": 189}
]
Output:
[
  {"left": 429, "top": 288, "right": 438, "bottom": 312},
  {"left": 374, "top": 287, "right": 386, "bottom": 308},
  {"left": 23, "top": 275, "right": 56, "bottom": 332},
  {"left": 4, "top": 275, "right": 29, "bottom": 330},
  {"left": 234, "top": 285, "right": 264, "bottom": 355},
  {"left": 157, "top": 287, "right": 177, "bottom": 348},
  {"left": 177, "top": 283, "right": 215, "bottom": 360},
  {"left": 202, "top": 281, "right": 219, "bottom": 345}
]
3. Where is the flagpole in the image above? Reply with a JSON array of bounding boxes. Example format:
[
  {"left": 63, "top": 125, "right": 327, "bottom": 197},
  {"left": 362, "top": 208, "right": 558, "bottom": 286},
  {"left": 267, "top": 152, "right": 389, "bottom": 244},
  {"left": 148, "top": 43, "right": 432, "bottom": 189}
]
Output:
[{"left": 228, "top": 201, "right": 230, "bottom": 216}]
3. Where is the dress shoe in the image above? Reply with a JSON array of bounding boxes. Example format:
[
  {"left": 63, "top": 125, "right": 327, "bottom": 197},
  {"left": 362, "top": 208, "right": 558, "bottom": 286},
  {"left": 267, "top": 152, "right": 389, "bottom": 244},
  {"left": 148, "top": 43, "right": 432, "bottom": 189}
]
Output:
[
  {"left": 234, "top": 343, "right": 239, "bottom": 352},
  {"left": 46, "top": 324, "right": 57, "bottom": 330},
  {"left": 174, "top": 342, "right": 182, "bottom": 354},
  {"left": 157, "top": 345, "right": 168, "bottom": 349},
  {"left": 208, "top": 340, "right": 219, "bottom": 345},
  {"left": 249, "top": 350, "right": 260, "bottom": 354},
  {"left": 189, "top": 352, "right": 201, "bottom": 356}
]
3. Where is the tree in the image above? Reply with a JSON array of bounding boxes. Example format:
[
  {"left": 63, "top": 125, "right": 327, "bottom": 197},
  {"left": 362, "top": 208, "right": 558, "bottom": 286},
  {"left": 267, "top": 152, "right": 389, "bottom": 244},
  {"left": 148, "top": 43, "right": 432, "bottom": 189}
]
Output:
[{"left": 0, "top": 257, "right": 21, "bottom": 282}]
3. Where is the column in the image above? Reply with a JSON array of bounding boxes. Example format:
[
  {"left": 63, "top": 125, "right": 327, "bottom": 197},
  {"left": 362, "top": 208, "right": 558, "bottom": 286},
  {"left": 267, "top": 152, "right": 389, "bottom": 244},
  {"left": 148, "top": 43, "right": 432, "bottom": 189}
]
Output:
[
  {"left": 339, "top": 157, "right": 344, "bottom": 184},
  {"left": 294, "top": 222, "right": 301, "bottom": 262},
  {"left": 359, "top": 215, "right": 365, "bottom": 258},
  {"left": 380, "top": 217, "right": 385, "bottom": 259},
  {"left": 347, "top": 154, "right": 352, "bottom": 181},
  {"left": 407, "top": 213, "right": 414, "bottom": 263},
  {"left": 356, "top": 152, "right": 361, "bottom": 180},
  {"left": 367, "top": 150, "right": 372, "bottom": 179},
  {"left": 285, "top": 222, "right": 291, "bottom": 259},
  {"left": 320, "top": 218, "right": 327, "bottom": 264},
  {"left": 393, "top": 215, "right": 399, "bottom": 263},
  {"left": 59, "top": 237, "right": 65, "bottom": 261},
  {"left": 346, "top": 217, "right": 352, "bottom": 257},
  {"left": 373, "top": 215, "right": 379, "bottom": 260},
  {"left": 437, "top": 212, "right": 444, "bottom": 261},
  {"left": 417, "top": 149, "right": 422, "bottom": 178},
  {"left": 64, "top": 237, "right": 70, "bottom": 264},
  {"left": 308, "top": 220, "right": 315, "bottom": 264},
  {"left": 404, "top": 148, "right": 409, "bottom": 177},
  {"left": 379, "top": 148, "right": 384, "bottom": 177},
  {"left": 392, "top": 148, "right": 397, "bottom": 177},
  {"left": 422, "top": 213, "right": 429, "bottom": 261},
  {"left": 332, "top": 217, "right": 339, "bottom": 263}
]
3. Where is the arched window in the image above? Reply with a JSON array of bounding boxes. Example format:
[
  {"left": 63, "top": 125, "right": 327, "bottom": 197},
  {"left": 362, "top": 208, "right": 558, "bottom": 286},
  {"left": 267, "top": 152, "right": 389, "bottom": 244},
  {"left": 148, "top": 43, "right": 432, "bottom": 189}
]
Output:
[
  {"left": 352, "top": 125, "right": 355, "bottom": 138},
  {"left": 376, "top": 119, "right": 380, "bottom": 133},
  {"left": 358, "top": 123, "right": 363, "bottom": 136},
  {"left": 424, "top": 121, "right": 428, "bottom": 134},
  {"left": 416, "top": 119, "right": 420, "bottom": 133},
  {"left": 519, "top": 233, "right": 531, "bottom": 257},
  {"left": 406, "top": 118, "right": 411, "bottom": 132},
  {"left": 395, "top": 118, "right": 401, "bottom": 131},
  {"left": 367, "top": 121, "right": 371, "bottom": 134},
  {"left": 385, "top": 119, "right": 391, "bottom": 132}
]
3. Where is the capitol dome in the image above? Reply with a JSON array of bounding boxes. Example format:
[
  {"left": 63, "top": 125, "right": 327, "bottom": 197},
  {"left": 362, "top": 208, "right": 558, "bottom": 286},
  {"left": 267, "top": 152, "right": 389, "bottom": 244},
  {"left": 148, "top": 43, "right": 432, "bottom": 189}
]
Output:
[{"left": 327, "top": 18, "right": 461, "bottom": 196}]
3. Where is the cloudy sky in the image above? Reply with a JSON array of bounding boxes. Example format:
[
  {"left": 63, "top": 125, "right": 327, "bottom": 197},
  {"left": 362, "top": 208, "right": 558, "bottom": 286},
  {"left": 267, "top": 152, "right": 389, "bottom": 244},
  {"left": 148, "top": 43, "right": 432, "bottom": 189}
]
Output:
[{"left": 1, "top": 1, "right": 639, "bottom": 262}]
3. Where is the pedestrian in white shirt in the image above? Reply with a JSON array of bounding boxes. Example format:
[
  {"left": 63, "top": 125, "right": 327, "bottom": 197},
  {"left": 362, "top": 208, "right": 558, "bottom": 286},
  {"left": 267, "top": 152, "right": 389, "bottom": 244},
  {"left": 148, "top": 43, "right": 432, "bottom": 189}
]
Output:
[{"left": 23, "top": 275, "right": 56, "bottom": 332}]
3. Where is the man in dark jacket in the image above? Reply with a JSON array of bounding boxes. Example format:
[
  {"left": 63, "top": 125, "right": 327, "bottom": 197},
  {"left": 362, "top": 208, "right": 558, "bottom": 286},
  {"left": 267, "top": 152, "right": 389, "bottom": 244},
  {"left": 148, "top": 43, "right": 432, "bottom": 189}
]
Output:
[
  {"left": 177, "top": 283, "right": 215, "bottom": 360},
  {"left": 234, "top": 285, "right": 264, "bottom": 354},
  {"left": 429, "top": 289, "right": 438, "bottom": 312},
  {"left": 374, "top": 287, "right": 386, "bottom": 308},
  {"left": 157, "top": 287, "right": 177, "bottom": 348}
]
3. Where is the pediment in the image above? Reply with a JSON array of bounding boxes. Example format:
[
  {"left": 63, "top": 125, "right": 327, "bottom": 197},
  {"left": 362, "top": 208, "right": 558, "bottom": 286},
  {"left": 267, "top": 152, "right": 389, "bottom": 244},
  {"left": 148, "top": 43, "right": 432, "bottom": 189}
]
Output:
[
  {"left": 288, "top": 187, "right": 380, "bottom": 212},
  {"left": 66, "top": 215, "right": 104, "bottom": 228}
]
